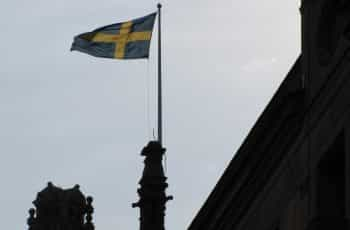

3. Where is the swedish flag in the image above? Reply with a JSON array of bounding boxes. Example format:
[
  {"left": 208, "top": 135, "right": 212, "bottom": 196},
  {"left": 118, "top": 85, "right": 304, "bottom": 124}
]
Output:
[{"left": 71, "top": 13, "right": 157, "bottom": 59}]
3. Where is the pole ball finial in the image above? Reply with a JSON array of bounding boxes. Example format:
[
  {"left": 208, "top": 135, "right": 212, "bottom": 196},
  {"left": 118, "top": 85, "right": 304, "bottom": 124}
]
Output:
[{"left": 157, "top": 3, "right": 162, "bottom": 9}]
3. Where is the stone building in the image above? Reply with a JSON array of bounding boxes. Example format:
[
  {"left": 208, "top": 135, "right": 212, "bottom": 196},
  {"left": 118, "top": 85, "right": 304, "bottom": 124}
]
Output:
[{"left": 188, "top": 1, "right": 350, "bottom": 230}]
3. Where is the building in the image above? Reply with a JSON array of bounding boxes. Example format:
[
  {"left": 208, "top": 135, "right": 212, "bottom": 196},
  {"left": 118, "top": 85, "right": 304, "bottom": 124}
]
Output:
[{"left": 189, "top": 1, "right": 350, "bottom": 230}]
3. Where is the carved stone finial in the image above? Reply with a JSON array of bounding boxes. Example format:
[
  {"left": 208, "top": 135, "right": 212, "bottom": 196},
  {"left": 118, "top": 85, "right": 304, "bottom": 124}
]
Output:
[
  {"left": 84, "top": 196, "right": 94, "bottom": 230},
  {"left": 134, "top": 141, "right": 172, "bottom": 230},
  {"left": 27, "top": 208, "right": 36, "bottom": 230}
]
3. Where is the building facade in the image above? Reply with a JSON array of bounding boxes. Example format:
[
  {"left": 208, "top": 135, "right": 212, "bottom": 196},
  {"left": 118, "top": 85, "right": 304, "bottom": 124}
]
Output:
[{"left": 189, "top": 1, "right": 350, "bottom": 230}]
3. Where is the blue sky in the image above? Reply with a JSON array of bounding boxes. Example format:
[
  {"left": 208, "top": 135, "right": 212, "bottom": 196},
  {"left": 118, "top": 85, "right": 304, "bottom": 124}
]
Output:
[{"left": 0, "top": 0, "right": 300, "bottom": 229}]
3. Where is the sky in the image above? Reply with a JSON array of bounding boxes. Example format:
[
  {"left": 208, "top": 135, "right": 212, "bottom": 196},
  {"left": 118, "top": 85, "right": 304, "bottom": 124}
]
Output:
[{"left": 0, "top": 0, "right": 300, "bottom": 229}]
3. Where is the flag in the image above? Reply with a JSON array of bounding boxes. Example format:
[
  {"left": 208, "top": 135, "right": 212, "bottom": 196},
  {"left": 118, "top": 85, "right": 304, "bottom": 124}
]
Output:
[{"left": 71, "top": 13, "right": 157, "bottom": 59}]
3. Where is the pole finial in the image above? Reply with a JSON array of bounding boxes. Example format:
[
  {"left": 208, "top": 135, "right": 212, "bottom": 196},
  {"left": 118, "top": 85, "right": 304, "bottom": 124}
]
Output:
[{"left": 157, "top": 3, "right": 162, "bottom": 9}]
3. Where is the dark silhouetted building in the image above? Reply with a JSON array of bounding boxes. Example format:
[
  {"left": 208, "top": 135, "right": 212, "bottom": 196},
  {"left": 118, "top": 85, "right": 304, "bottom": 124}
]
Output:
[{"left": 189, "top": 1, "right": 350, "bottom": 230}]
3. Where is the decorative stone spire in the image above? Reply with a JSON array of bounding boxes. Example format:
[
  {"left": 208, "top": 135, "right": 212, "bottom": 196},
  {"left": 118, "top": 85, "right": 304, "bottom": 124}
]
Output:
[{"left": 133, "top": 141, "right": 173, "bottom": 230}]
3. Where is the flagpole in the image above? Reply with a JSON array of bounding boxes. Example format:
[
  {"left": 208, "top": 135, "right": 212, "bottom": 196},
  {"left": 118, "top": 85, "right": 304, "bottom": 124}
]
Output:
[{"left": 157, "top": 3, "right": 163, "bottom": 147}]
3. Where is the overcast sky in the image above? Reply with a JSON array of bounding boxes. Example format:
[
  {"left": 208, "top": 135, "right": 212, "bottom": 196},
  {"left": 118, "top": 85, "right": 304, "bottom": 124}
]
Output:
[{"left": 0, "top": 0, "right": 300, "bottom": 229}]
